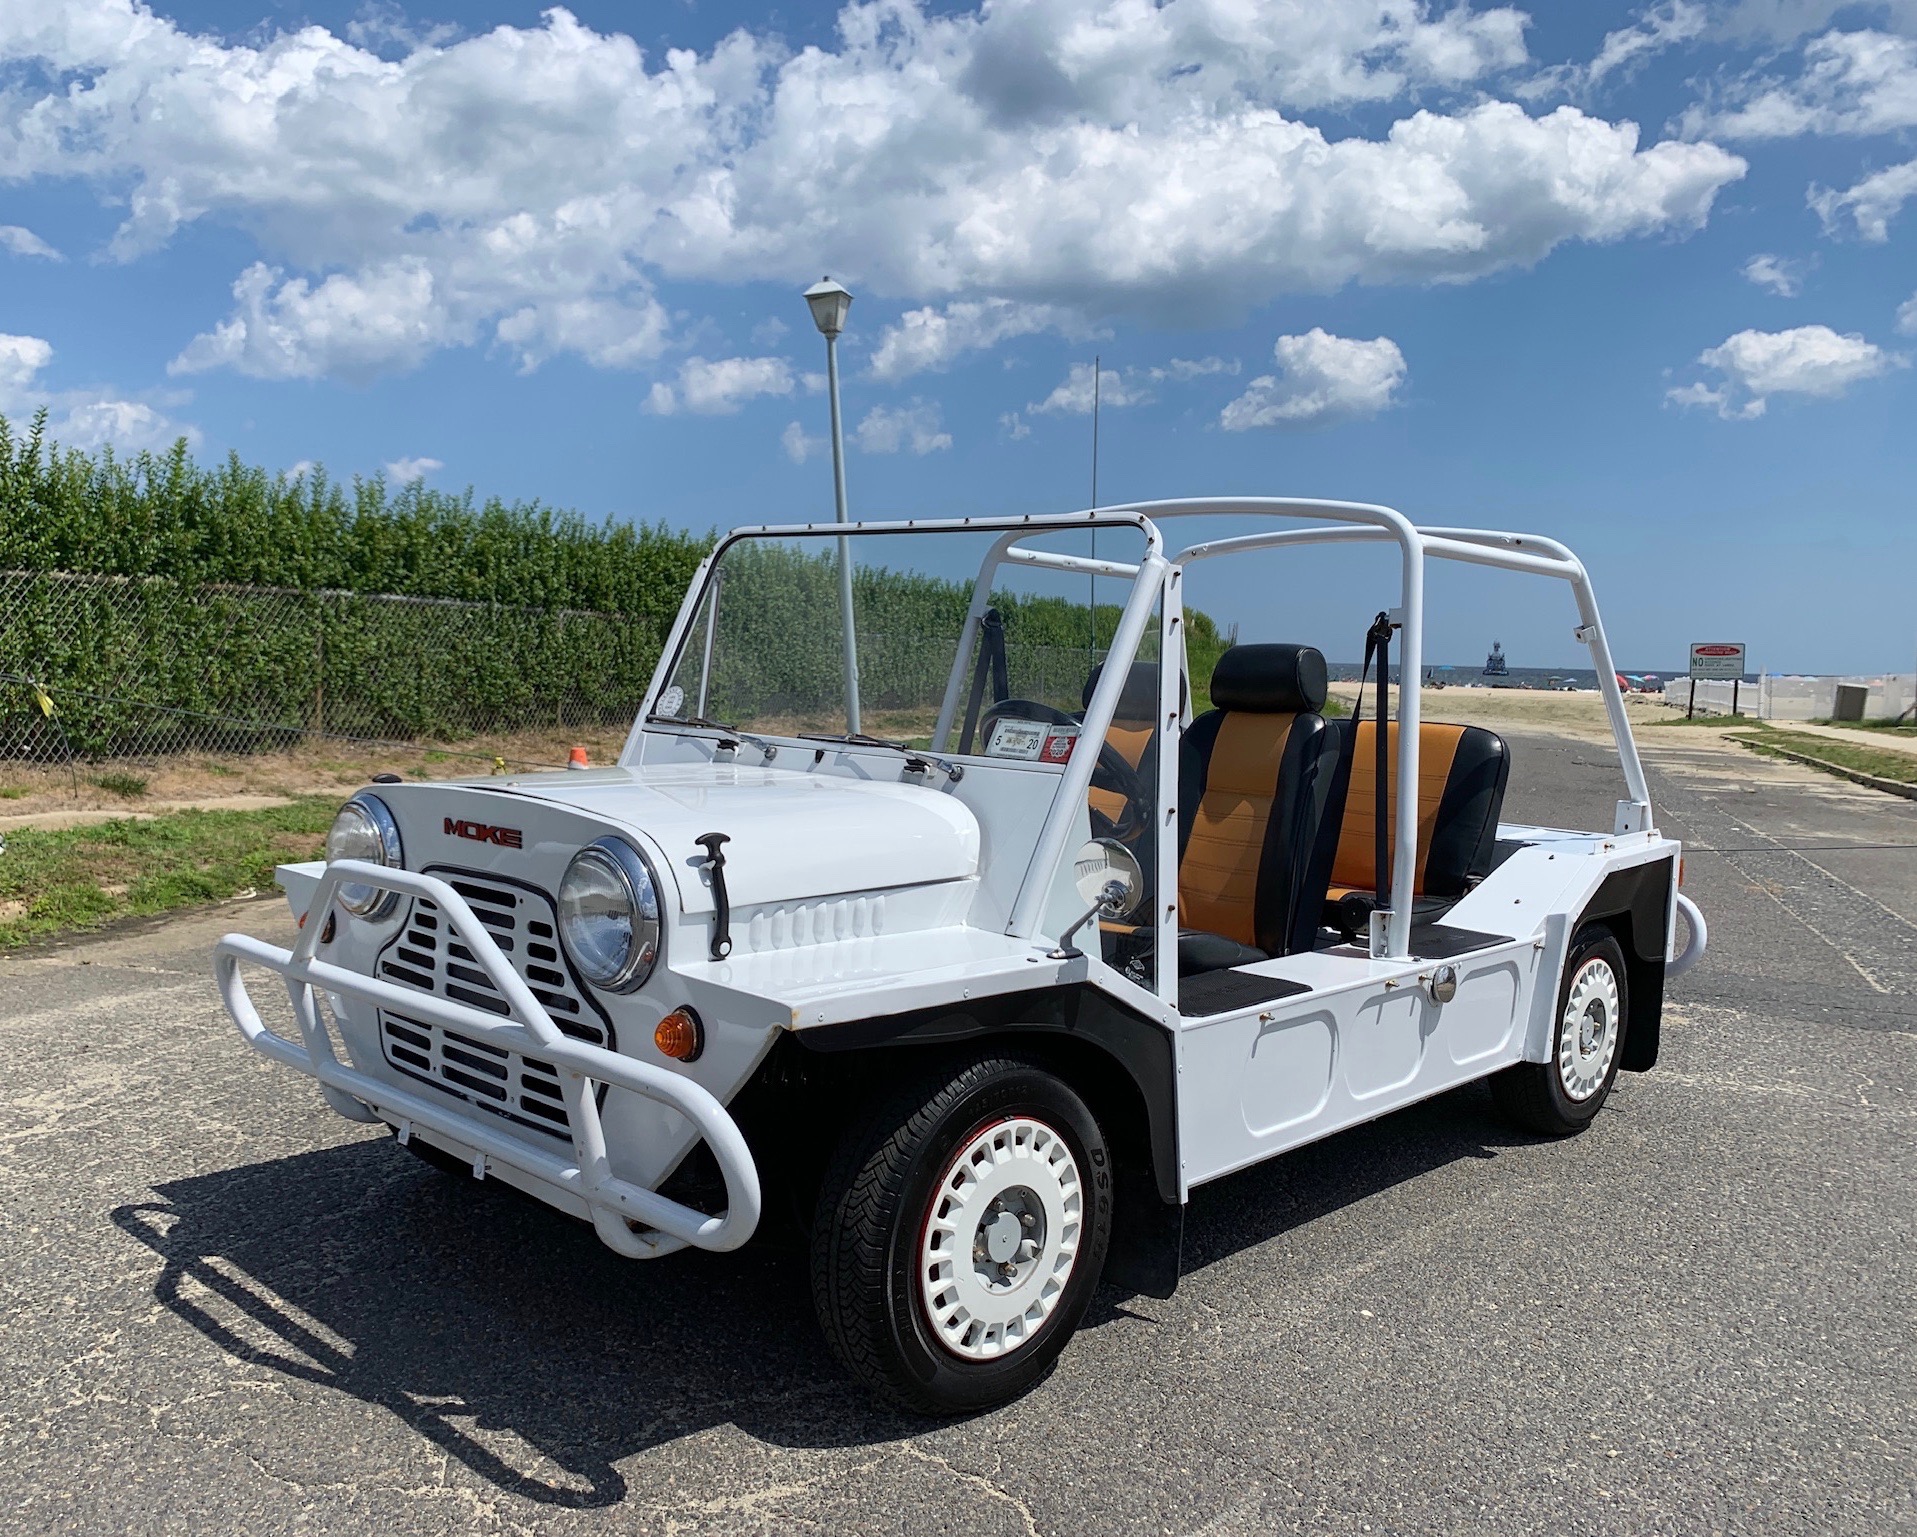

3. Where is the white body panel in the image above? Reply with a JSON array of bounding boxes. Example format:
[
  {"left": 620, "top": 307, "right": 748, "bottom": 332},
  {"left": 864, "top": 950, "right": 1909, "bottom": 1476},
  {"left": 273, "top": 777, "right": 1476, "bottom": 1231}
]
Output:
[{"left": 1173, "top": 827, "right": 1681, "bottom": 1194}]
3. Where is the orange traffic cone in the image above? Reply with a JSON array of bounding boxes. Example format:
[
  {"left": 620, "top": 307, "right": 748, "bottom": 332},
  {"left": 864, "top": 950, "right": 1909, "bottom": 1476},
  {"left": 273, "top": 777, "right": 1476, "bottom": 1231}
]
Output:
[{"left": 567, "top": 745, "right": 590, "bottom": 770}]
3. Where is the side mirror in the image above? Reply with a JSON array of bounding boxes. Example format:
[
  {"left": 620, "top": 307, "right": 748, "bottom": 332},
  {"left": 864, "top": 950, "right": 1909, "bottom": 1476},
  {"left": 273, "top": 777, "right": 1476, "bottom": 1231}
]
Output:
[
  {"left": 1050, "top": 838, "right": 1145, "bottom": 960},
  {"left": 1073, "top": 837, "right": 1143, "bottom": 919}
]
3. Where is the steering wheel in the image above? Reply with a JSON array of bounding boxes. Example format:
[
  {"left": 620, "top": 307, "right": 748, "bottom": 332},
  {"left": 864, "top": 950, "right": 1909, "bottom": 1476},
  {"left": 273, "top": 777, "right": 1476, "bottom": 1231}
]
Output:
[{"left": 977, "top": 698, "right": 1149, "bottom": 842}]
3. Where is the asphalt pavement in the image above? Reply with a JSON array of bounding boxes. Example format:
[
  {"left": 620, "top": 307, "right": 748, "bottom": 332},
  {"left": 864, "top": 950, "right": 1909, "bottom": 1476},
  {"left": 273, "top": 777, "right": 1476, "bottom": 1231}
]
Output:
[{"left": 2, "top": 730, "right": 1913, "bottom": 1536}]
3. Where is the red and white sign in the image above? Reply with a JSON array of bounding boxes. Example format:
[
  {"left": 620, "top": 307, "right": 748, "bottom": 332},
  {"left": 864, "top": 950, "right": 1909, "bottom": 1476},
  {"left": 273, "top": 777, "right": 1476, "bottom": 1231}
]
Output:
[{"left": 1688, "top": 642, "right": 1746, "bottom": 680}]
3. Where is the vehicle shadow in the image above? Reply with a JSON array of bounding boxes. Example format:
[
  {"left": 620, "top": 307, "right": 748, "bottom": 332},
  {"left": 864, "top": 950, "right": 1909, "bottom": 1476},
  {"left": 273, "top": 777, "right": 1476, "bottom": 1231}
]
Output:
[{"left": 110, "top": 1080, "right": 1543, "bottom": 1509}]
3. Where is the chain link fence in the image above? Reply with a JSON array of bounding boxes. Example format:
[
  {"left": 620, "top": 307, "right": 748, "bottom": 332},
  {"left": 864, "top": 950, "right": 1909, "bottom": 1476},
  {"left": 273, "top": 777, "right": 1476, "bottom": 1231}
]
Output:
[
  {"left": 2, "top": 568, "right": 1145, "bottom": 796},
  {"left": 1, "top": 570, "right": 663, "bottom": 776}
]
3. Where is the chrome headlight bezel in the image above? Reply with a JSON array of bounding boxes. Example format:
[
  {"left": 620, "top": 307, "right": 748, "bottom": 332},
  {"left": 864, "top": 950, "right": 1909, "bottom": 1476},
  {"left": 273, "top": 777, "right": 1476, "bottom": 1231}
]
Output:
[
  {"left": 326, "top": 793, "right": 403, "bottom": 919},
  {"left": 557, "top": 836, "right": 662, "bottom": 993}
]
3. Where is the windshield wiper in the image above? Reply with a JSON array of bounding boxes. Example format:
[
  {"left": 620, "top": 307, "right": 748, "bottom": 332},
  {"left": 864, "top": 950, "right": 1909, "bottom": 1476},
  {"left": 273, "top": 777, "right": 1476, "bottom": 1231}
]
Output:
[
  {"left": 648, "top": 713, "right": 778, "bottom": 762},
  {"left": 798, "top": 731, "right": 964, "bottom": 784}
]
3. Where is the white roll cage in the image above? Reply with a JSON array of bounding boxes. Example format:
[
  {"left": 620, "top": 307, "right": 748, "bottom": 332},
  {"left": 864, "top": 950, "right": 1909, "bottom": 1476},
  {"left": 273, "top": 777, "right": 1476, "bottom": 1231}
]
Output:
[{"left": 636, "top": 497, "right": 1654, "bottom": 967}]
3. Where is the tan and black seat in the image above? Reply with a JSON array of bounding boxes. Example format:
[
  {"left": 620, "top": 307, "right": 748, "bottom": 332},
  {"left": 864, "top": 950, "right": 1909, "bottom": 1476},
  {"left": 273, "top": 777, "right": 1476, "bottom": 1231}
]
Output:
[
  {"left": 1322, "top": 720, "right": 1511, "bottom": 938},
  {"left": 1082, "top": 661, "right": 1161, "bottom": 834},
  {"left": 1176, "top": 644, "right": 1344, "bottom": 974}
]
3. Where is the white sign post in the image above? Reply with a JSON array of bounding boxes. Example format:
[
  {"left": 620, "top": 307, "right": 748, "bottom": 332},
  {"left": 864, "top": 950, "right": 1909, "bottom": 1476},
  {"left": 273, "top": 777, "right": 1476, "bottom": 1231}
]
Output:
[{"left": 1688, "top": 642, "right": 1747, "bottom": 717}]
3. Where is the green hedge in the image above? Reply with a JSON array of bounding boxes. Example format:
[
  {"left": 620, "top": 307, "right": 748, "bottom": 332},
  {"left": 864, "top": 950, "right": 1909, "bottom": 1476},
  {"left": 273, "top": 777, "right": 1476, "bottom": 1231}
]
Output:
[{"left": 0, "top": 411, "right": 1230, "bottom": 757}]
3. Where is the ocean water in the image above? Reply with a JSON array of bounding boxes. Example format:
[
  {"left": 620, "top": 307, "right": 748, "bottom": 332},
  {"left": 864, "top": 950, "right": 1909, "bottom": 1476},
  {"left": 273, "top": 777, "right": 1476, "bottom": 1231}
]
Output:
[{"left": 1324, "top": 663, "right": 1683, "bottom": 691}]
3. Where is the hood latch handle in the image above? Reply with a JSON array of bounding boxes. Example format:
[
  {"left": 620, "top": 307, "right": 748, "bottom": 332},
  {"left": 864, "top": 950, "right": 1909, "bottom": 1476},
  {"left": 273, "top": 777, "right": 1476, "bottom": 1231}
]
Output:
[{"left": 694, "top": 832, "right": 733, "bottom": 961}]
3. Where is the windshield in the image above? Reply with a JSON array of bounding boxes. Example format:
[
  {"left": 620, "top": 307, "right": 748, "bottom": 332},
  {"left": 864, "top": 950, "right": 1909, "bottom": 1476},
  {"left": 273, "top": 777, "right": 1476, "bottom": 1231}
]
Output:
[{"left": 653, "top": 523, "right": 1156, "bottom": 756}]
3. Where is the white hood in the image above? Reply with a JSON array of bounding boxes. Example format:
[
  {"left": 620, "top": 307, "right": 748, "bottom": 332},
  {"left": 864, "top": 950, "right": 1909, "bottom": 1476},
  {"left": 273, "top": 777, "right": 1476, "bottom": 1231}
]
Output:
[{"left": 476, "top": 763, "right": 979, "bottom": 908}]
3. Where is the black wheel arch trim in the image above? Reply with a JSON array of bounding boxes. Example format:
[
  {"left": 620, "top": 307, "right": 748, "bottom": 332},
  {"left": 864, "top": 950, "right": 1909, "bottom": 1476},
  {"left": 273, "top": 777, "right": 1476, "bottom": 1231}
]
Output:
[
  {"left": 792, "top": 983, "right": 1181, "bottom": 1206},
  {"left": 1573, "top": 856, "right": 1674, "bottom": 1074}
]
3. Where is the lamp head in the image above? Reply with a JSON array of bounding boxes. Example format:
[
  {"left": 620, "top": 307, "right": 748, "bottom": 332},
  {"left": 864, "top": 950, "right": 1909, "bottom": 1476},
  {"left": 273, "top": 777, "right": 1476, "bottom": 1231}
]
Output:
[{"left": 803, "top": 276, "right": 853, "bottom": 338}]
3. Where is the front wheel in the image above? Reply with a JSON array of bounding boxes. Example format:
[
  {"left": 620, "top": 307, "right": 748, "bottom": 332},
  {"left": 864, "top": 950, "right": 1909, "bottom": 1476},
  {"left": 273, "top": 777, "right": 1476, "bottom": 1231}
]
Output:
[
  {"left": 810, "top": 1055, "right": 1113, "bottom": 1415},
  {"left": 1492, "top": 926, "right": 1630, "bottom": 1136}
]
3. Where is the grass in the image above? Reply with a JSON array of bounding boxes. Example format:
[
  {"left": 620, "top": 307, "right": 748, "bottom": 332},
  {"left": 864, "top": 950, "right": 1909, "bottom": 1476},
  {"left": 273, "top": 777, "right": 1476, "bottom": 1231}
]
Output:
[
  {"left": 1646, "top": 712, "right": 1761, "bottom": 727},
  {"left": 89, "top": 770, "right": 149, "bottom": 798},
  {"left": 0, "top": 785, "right": 26, "bottom": 800},
  {"left": 1727, "top": 723, "right": 1917, "bottom": 786},
  {"left": 0, "top": 797, "right": 335, "bottom": 949},
  {"left": 1809, "top": 716, "right": 1917, "bottom": 737}
]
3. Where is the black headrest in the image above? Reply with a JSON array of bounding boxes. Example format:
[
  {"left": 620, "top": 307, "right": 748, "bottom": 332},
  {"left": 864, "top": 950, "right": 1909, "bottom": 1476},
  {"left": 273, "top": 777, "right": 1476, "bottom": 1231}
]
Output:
[
  {"left": 1210, "top": 644, "right": 1327, "bottom": 714},
  {"left": 1082, "top": 660, "right": 1160, "bottom": 719}
]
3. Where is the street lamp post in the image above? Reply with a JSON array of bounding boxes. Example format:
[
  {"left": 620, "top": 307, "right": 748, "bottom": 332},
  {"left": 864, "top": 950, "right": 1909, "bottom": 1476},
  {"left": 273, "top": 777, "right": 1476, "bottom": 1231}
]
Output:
[{"left": 804, "top": 276, "right": 862, "bottom": 735}]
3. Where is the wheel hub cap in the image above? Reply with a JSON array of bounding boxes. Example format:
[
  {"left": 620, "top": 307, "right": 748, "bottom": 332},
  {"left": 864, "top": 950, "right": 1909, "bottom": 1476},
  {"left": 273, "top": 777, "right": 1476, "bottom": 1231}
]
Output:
[
  {"left": 1558, "top": 957, "right": 1621, "bottom": 1102},
  {"left": 919, "top": 1117, "right": 1082, "bottom": 1361}
]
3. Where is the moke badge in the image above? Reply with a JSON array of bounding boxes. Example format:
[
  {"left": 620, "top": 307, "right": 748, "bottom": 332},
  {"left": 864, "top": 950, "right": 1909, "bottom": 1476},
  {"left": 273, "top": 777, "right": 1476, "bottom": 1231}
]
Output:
[{"left": 444, "top": 817, "right": 523, "bottom": 849}]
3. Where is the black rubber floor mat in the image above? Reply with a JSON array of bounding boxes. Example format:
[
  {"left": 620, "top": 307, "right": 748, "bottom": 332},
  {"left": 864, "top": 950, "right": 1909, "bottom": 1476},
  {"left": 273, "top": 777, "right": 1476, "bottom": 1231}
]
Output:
[
  {"left": 1180, "top": 968, "right": 1311, "bottom": 1016},
  {"left": 1408, "top": 923, "right": 1513, "bottom": 959}
]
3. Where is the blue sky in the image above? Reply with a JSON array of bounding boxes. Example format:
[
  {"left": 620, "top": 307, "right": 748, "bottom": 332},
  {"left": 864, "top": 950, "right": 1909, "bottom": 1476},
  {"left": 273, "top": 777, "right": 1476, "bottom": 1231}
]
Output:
[{"left": 2, "top": 1, "right": 1914, "bottom": 674}]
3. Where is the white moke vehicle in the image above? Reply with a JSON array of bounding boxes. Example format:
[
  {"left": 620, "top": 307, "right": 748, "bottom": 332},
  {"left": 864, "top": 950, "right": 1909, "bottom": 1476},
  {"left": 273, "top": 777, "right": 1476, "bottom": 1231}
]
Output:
[{"left": 217, "top": 499, "right": 1708, "bottom": 1415}]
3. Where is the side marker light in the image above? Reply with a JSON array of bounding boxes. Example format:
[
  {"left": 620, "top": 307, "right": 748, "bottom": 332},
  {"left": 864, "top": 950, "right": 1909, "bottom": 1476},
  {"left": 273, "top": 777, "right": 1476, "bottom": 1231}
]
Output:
[{"left": 654, "top": 1007, "right": 704, "bottom": 1063}]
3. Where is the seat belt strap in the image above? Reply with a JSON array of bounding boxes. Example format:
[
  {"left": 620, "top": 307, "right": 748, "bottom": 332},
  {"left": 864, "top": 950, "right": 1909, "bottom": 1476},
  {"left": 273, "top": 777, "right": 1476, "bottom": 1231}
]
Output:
[{"left": 1361, "top": 611, "right": 1397, "bottom": 907}]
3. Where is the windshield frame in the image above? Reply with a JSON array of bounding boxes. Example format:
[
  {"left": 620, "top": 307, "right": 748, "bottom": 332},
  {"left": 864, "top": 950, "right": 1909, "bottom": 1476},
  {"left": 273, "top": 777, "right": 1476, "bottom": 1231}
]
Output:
[{"left": 635, "top": 512, "right": 1165, "bottom": 763}]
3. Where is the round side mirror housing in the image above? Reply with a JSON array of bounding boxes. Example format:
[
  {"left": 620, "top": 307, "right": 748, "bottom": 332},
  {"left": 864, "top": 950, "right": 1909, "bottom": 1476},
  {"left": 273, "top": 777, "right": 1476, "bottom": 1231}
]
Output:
[{"left": 1073, "top": 837, "right": 1144, "bottom": 920}]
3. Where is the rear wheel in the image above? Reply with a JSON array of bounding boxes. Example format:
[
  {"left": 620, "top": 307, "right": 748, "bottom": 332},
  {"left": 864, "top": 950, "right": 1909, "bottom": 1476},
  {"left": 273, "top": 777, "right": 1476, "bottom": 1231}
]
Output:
[
  {"left": 1492, "top": 926, "right": 1629, "bottom": 1136},
  {"left": 810, "top": 1055, "right": 1113, "bottom": 1415}
]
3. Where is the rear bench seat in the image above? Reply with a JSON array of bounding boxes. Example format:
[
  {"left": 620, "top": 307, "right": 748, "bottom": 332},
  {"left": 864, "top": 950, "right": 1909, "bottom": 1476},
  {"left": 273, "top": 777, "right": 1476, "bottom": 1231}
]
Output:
[{"left": 1322, "top": 719, "right": 1511, "bottom": 939}]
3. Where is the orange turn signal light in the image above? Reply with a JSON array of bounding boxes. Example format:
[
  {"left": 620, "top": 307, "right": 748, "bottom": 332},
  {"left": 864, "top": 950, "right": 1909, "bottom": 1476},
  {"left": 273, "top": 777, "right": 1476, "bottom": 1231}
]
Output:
[{"left": 654, "top": 1007, "right": 704, "bottom": 1063}]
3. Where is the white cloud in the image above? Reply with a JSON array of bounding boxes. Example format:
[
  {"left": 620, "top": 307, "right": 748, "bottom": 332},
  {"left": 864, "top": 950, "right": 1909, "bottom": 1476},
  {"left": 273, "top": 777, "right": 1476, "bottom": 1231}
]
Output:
[
  {"left": 0, "top": 2, "right": 1744, "bottom": 384},
  {"left": 0, "top": 330, "right": 197, "bottom": 450},
  {"left": 1741, "top": 253, "right": 1807, "bottom": 296},
  {"left": 1220, "top": 329, "right": 1407, "bottom": 429},
  {"left": 1682, "top": 29, "right": 1917, "bottom": 139},
  {"left": 343, "top": 1, "right": 460, "bottom": 57},
  {"left": 1587, "top": 2, "right": 1707, "bottom": 85},
  {"left": 855, "top": 401, "right": 951, "bottom": 455},
  {"left": 170, "top": 260, "right": 457, "bottom": 383},
  {"left": 781, "top": 420, "right": 825, "bottom": 464},
  {"left": 1148, "top": 356, "right": 1239, "bottom": 381},
  {"left": 1528, "top": 2, "right": 1706, "bottom": 98},
  {"left": 384, "top": 455, "right": 441, "bottom": 482},
  {"left": 1897, "top": 293, "right": 1917, "bottom": 336},
  {"left": 869, "top": 300, "right": 1085, "bottom": 381},
  {"left": 1031, "top": 361, "right": 1155, "bottom": 415},
  {"left": 1810, "top": 158, "right": 1917, "bottom": 242},
  {"left": 1000, "top": 411, "right": 1031, "bottom": 440},
  {"left": 285, "top": 458, "right": 316, "bottom": 480},
  {"left": 1666, "top": 325, "right": 1905, "bottom": 419},
  {"left": 645, "top": 356, "right": 795, "bottom": 416},
  {"left": 0, "top": 225, "right": 61, "bottom": 260}
]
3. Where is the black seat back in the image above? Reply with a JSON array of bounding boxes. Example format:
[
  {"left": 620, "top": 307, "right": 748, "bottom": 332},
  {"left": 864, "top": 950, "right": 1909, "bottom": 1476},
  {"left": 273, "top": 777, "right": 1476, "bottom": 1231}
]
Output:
[{"left": 1177, "top": 644, "right": 1344, "bottom": 958}]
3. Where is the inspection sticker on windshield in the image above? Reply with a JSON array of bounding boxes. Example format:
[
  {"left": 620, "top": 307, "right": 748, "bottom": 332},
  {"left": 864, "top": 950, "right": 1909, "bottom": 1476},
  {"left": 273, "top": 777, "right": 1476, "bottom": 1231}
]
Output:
[
  {"left": 985, "top": 719, "right": 1045, "bottom": 759},
  {"left": 1041, "top": 725, "right": 1079, "bottom": 762}
]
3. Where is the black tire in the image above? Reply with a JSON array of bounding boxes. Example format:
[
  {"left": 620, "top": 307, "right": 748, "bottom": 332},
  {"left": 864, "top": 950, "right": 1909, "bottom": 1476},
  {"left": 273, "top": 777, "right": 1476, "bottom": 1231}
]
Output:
[
  {"left": 810, "top": 1054, "right": 1113, "bottom": 1415},
  {"left": 1492, "top": 925, "right": 1630, "bottom": 1136}
]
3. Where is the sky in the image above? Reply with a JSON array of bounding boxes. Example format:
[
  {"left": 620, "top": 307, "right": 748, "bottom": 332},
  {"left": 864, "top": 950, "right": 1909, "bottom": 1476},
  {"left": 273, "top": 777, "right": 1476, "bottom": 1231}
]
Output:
[{"left": 2, "top": 0, "right": 1914, "bottom": 675}]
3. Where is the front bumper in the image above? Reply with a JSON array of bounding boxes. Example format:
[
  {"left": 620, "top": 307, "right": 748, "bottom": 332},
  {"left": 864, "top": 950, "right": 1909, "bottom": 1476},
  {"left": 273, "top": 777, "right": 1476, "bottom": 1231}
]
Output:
[{"left": 214, "top": 858, "right": 762, "bottom": 1258}]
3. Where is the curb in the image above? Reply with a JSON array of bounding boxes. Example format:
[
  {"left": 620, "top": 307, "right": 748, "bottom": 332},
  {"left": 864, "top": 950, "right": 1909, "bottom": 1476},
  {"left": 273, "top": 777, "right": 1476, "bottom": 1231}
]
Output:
[{"left": 1730, "top": 737, "right": 1917, "bottom": 803}]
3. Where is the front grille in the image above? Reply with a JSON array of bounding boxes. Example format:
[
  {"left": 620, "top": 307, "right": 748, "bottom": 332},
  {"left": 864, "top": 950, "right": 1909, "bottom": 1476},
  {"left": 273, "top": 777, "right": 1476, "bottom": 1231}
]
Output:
[{"left": 374, "top": 869, "right": 613, "bottom": 1141}]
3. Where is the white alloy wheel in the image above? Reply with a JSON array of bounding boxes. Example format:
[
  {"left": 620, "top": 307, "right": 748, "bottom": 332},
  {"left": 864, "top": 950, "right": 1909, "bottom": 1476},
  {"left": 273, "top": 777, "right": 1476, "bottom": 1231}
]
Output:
[
  {"left": 1557, "top": 955, "right": 1622, "bottom": 1102},
  {"left": 918, "top": 1117, "right": 1083, "bottom": 1361}
]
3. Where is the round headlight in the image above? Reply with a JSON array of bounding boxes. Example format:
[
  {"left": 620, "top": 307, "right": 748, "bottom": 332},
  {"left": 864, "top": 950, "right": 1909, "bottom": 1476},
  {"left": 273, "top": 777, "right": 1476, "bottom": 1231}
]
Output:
[
  {"left": 325, "top": 794, "right": 402, "bottom": 917},
  {"left": 558, "top": 838, "right": 661, "bottom": 992}
]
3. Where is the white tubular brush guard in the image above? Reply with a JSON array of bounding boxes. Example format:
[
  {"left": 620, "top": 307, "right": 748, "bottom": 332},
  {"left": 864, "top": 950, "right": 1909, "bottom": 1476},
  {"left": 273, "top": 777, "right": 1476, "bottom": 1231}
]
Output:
[{"left": 214, "top": 859, "right": 762, "bottom": 1259}]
